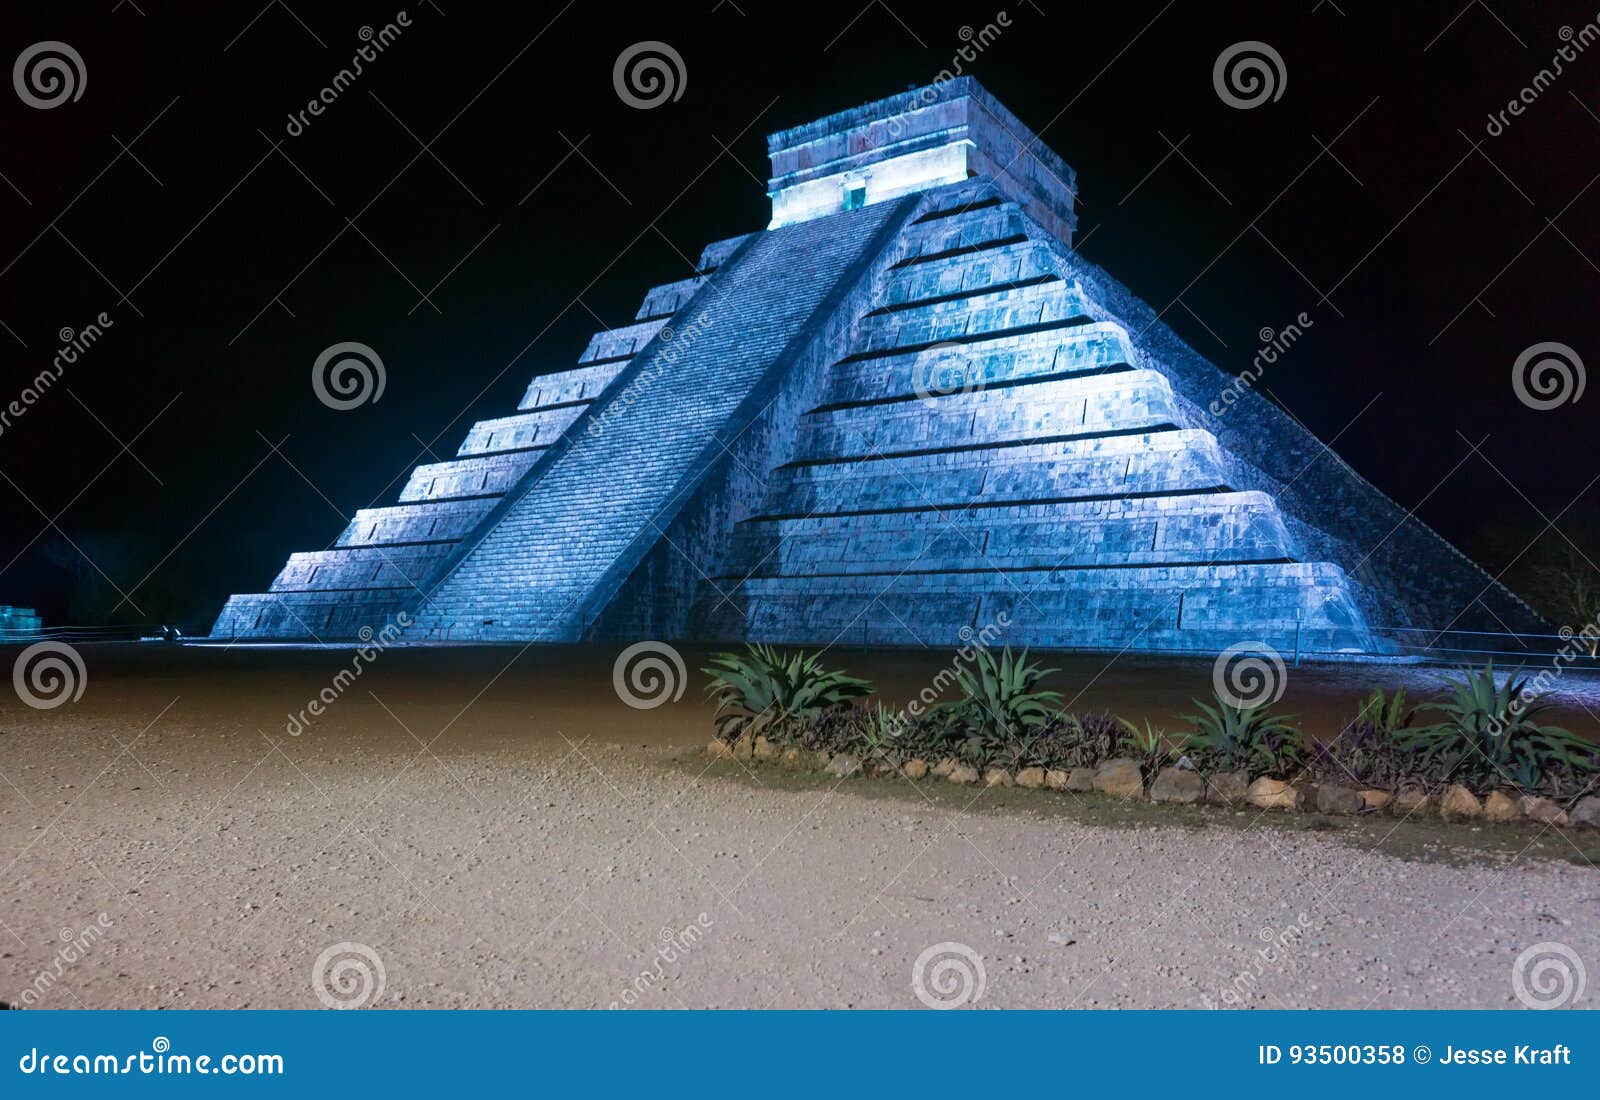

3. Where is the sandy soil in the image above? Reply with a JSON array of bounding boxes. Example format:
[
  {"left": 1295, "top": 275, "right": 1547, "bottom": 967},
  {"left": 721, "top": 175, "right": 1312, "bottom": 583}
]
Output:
[{"left": 1, "top": 644, "right": 1597, "bottom": 1009}]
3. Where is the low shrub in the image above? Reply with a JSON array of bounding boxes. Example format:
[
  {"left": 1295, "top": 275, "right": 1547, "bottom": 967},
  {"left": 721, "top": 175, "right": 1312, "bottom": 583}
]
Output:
[
  {"left": 789, "top": 705, "right": 947, "bottom": 761},
  {"left": 931, "top": 645, "right": 1061, "bottom": 765},
  {"left": 1399, "top": 663, "right": 1597, "bottom": 796},
  {"left": 786, "top": 704, "right": 1125, "bottom": 774},
  {"left": 1184, "top": 691, "right": 1305, "bottom": 779},
  {"left": 1309, "top": 687, "right": 1421, "bottom": 789},
  {"left": 1030, "top": 711, "right": 1121, "bottom": 770},
  {"left": 705, "top": 648, "right": 1599, "bottom": 807},
  {"left": 703, "top": 645, "right": 872, "bottom": 744},
  {"left": 1118, "top": 717, "right": 1189, "bottom": 773}
]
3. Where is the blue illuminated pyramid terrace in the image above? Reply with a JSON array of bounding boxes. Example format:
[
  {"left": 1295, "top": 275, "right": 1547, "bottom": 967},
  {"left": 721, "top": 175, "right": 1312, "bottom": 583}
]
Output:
[{"left": 211, "top": 78, "right": 1541, "bottom": 653}]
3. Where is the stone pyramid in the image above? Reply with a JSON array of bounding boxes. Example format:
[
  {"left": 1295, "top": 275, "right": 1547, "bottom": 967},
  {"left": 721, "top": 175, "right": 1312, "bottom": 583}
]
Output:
[{"left": 212, "top": 78, "right": 1541, "bottom": 654}]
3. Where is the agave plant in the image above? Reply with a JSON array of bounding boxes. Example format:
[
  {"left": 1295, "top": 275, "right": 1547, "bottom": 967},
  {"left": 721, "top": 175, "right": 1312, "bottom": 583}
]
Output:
[
  {"left": 855, "top": 702, "right": 913, "bottom": 766},
  {"left": 703, "top": 645, "right": 873, "bottom": 744},
  {"left": 1184, "top": 691, "right": 1305, "bottom": 778},
  {"left": 1118, "top": 717, "right": 1188, "bottom": 771},
  {"left": 935, "top": 645, "right": 1062, "bottom": 762},
  {"left": 1309, "top": 687, "right": 1417, "bottom": 788},
  {"left": 1356, "top": 686, "right": 1415, "bottom": 736},
  {"left": 1398, "top": 663, "right": 1595, "bottom": 794}
]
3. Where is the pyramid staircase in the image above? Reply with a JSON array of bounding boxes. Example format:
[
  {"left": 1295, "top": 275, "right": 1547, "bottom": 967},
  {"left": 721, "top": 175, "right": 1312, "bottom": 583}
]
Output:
[
  {"left": 212, "top": 78, "right": 1543, "bottom": 652},
  {"left": 209, "top": 238, "right": 736, "bottom": 640}
]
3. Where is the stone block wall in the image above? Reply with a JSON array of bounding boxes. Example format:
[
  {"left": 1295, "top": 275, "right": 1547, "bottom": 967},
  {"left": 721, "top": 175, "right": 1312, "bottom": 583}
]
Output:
[
  {"left": 213, "top": 80, "right": 1536, "bottom": 651},
  {"left": 683, "top": 183, "right": 1381, "bottom": 654}
]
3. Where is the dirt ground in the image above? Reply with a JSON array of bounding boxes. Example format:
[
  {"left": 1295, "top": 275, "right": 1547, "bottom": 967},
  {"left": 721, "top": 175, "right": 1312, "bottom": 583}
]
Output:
[{"left": 1, "top": 643, "right": 1597, "bottom": 1009}]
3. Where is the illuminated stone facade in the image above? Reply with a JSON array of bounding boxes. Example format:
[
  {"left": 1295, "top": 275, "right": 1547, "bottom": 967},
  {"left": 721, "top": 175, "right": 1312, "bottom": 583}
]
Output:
[{"left": 212, "top": 79, "right": 1541, "bottom": 652}]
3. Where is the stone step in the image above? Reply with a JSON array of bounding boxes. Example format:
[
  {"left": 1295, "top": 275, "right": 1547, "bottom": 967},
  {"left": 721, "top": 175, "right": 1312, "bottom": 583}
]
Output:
[
  {"left": 794, "top": 369, "right": 1180, "bottom": 463},
  {"left": 517, "top": 361, "right": 627, "bottom": 411},
  {"left": 635, "top": 275, "right": 708, "bottom": 320},
  {"left": 209, "top": 590, "right": 409, "bottom": 641},
  {"left": 397, "top": 452, "right": 540, "bottom": 503},
  {"left": 691, "top": 561, "right": 1372, "bottom": 653},
  {"left": 850, "top": 279, "right": 1091, "bottom": 357},
  {"left": 577, "top": 317, "right": 669, "bottom": 365},
  {"left": 819, "top": 322, "right": 1134, "bottom": 409},
  {"left": 909, "top": 189, "right": 1003, "bottom": 224},
  {"left": 875, "top": 239, "right": 1058, "bottom": 310},
  {"left": 336, "top": 499, "right": 496, "bottom": 548},
  {"left": 895, "top": 202, "right": 1027, "bottom": 266},
  {"left": 697, "top": 234, "right": 756, "bottom": 273},
  {"left": 722, "top": 492, "right": 1294, "bottom": 576},
  {"left": 271, "top": 543, "right": 456, "bottom": 592},
  {"left": 456, "top": 405, "right": 585, "bottom": 457},
  {"left": 762, "top": 430, "right": 1229, "bottom": 518}
]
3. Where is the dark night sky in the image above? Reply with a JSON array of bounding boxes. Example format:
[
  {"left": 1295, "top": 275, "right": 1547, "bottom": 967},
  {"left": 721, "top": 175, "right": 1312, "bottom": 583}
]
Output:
[{"left": 1, "top": 0, "right": 1596, "bottom": 629}]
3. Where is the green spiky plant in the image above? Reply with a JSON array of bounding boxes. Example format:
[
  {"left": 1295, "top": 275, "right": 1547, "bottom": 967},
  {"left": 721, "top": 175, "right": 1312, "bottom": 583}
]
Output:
[
  {"left": 1398, "top": 663, "right": 1595, "bottom": 794},
  {"left": 1184, "top": 691, "right": 1305, "bottom": 778},
  {"left": 1118, "top": 717, "right": 1188, "bottom": 772},
  {"left": 1357, "top": 686, "right": 1415, "bottom": 736},
  {"left": 703, "top": 645, "right": 873, "bottom": 744},
  {"left": 856, "top": 702, "right": 912, "bottom": 767},
  {"left": 935, "top": 645, "right": 1062, "bottom": 764}
]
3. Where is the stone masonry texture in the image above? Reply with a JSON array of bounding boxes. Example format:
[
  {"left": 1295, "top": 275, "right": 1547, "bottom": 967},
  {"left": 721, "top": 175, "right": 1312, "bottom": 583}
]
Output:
[{"left": 211, "top": 78, "right": 1541, "bottom": 654}]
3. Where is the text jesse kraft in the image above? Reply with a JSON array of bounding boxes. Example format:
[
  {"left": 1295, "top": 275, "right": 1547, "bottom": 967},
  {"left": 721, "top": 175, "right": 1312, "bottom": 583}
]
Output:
[{"left": 1439, "top": 1045, "right": 1571, "bottom": 1066}]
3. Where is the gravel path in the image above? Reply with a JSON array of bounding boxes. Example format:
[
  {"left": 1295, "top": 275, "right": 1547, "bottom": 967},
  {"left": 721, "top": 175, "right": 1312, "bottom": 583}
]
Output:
[{"left": 1, "top": 645, "right": 1597, "bottom": 1009}]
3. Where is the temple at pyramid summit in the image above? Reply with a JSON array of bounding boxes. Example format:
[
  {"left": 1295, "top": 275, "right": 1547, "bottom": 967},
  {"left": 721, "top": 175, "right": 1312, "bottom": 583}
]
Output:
[{"left": 211, "top": 78, "right": 1543, "bottom": 653}]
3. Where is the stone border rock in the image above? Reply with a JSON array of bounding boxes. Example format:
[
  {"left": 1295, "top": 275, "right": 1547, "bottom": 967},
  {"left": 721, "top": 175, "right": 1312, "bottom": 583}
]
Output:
[{"left": 705, "top": 741, "right": 1600, "bottom": 829}]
